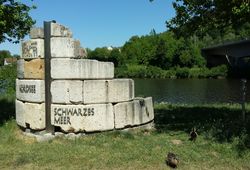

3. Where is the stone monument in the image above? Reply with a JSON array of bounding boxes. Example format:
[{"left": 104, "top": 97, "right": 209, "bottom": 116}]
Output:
[{"left": 16, "top": 21, "right": 154, "bottom": 134}]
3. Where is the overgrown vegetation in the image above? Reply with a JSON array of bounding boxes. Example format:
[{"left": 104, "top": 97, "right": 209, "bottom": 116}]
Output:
[
  {"left": 115, "top": 64, "right": 228, "bottom": 79},
  {"left": 0, "top": 63, "right": 17, "bottom": 96},
  {"left": 0, "top": 97, "right": 250, "bottom": 169},
  {"left": 0, "top": 0, "right": 35, "bottom": 43}
]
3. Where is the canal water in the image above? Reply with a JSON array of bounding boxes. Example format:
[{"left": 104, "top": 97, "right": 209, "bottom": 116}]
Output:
[{"left": 134, "top": 79, "right": 250, "bottom": 104}]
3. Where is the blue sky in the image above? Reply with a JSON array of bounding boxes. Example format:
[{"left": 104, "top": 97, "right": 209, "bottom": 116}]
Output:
[{"left": 0, "top": 0, "right": 175, "bottom": 55}]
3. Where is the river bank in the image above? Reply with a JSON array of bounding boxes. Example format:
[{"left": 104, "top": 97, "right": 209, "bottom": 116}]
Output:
[{"left": 115, "top": 64, "right": 228, "bottom": 79}]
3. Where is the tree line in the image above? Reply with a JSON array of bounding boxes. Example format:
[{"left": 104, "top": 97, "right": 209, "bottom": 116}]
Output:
[
  {"left": 87, "top": 0, "right": 250, "bottom": 78},
  {"left": 87, "top": 22, "right": 250, "bottom": 78}
]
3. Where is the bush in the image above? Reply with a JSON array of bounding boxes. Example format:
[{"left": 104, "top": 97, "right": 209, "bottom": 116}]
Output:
[
  {"left": 175, "top": 67, "right": 189, "bottom": 78},
  {"left": 115, "top": 64, "right": 228, "bottom": 79},
  {"left": 0, "top": 64, "right": 17, "bottom": 96},
  {"left": 209, "top": 65, "right": 228, "bottom": 78}
]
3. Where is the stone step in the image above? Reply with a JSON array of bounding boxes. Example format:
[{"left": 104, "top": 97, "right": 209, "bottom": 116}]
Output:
[
  {"left": 29, "top": 23, "right": 73, "bottom": 39},
  {"left": 17, "top": 59, "right": 44, "bottom": 79},
  {"left": 51, "top": 103, "right": 114, "bottom": 132},
  {"left": 84, "top": 79, "right": 134, "bottom": 104},
  {"left": 16, "top": 79, "right": 45, "bottom": 103},
  {"left": 16, "top": 100, "right": 45, "bottom": 130},
  {"left": 21, "top": 39, "right": 44, "bottom": 59},
  {"left": 50, "top": 79, "right": 134, "bottom": 104},
  {"left": 21, "top": 38, "right": 85, "bottom": 59},
  {"left": 51, "top": 37, "right": 75, "bottom": 58},
  {"left": 51, "top": 80, "right": 83, "bottom": 104},
  {"left": 51, "top": 22, "right": 73, "bottom": 37},
  {"left": 30, "top": 27, "right": 44, "bottom": 39},
  {"left": 114, "top": 97, "right": 154, "bottom": 129},
  {"left": 51, "top": 59, "right": 114, "bottom": 79}
]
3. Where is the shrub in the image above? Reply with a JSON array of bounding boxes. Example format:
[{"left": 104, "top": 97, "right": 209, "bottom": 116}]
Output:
[{"left": 175, "top": 67, "right": 189, "bottom": 78}]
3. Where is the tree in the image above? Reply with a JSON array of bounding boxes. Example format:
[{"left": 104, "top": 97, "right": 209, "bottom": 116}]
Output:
[
  {"left": 0, "top": 0, "right": 35, "bottom": 43},
  {"left": 161, "top": 0, "right": 250, "bottom": 37},
  {"left": 0, "top": 50, "right": 11, "bottom": 66},
  {"left": 88, "top": 47, "right": 112, "bottom": 62}
]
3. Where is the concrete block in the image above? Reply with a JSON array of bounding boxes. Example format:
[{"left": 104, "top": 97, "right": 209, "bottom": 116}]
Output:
[
  {"left": 16, "top": 100, "right": 26, "bottom": 127},
  {"left": 15, "top": 100, "right": 45, "bottom": 130},
  {"left": 16, "top": 79, "right": 45, "bottom": 103},
  {"left": 114, "top": 97, "right": 154, "bottom": 129},
  {"left": 51, "top": 37, "right": 75, "bottom": 58},
  {"left": 17, "top": 59, "right": 24, "bottom": 78},
  {"left": 84, "top": 79, "right": 134, "bottom": 104},
  {"left": 51, "top": 59, "right": 114, "bottom": 79},
  {"left": 108, "top": 79, "right": 134, "bottom": 103},
  {"left": 30, "top": 27, "right": 44, "bottom": 39},
  {"left": 17, "top": 59, "right": 44, "bottom": 79},
  {"left": 51, "top": 22, "right": 73, "bottom": 37},
  {"left": 51, "top": 80, "right": 83, "bottom": 104},
  {"left": 51, "top": 103, "right": 114, "bottom": 132},
  {"left": 74, "top": 40, "right": 87, "bottom": 58},
  {"left": 99, "top": 61, "right": 114, "bottom": 78},
  {"left": 21, "top": 39, "right": 44, "bottom": 59}
]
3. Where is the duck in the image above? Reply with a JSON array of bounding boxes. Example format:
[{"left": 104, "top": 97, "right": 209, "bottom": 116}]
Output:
[
  {"left": 166, "top": 152, "right": 179, "bottom": 168},
  {"left": 189, "top": 127, "right": 198, "bottom": 141}
]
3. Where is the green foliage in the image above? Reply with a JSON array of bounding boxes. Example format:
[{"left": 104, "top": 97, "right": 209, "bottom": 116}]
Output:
[
  {"left": 115, "top": 64, "right": 228, "bottom": 79},
  {"left": 165, "top": 0, "right": 250, "bottom": 38},
  {"left": 175, "top": 67, "right": 189, "bottom": 78},
  {"left": 0, "top": 63, "right": 17, "bottom": 96},
  {"left": 209, "top": 65, "right": 228, "bottom": 78},
  {"left": 88, "top": 47, "right": 123, "bottom": 67},
  {"left": 0, "top": 95, "right": 15, "bottom": 125},
  {"left": 0, "top": 0, "right": 35, "bottom": 43},
  {"left": 0, "top": 50, "right": 11, "bottom": 66}
]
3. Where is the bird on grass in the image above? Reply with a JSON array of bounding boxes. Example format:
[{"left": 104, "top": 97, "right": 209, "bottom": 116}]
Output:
[
  {"left": 189, "top": 127, "right": 198, "bottom": 141},
  {"left": 166, "top": 152, "right": 179, "bottom": 168}
]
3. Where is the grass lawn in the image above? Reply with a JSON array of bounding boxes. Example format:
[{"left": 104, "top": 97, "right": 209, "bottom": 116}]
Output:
[{"left": 0, "top": 100, "right": 250, "bottom": 169}]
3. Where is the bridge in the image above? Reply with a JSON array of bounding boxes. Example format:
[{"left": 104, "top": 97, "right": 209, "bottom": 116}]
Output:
[{"left": 202, "top": 39, "right": 250, "bottom": 68}]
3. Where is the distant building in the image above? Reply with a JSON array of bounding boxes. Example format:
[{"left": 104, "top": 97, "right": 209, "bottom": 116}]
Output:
[
  {"left": 4, "top": 57, "right": 17, "bottom": 66},
  {"left": 107, "top": 46, "right": 113, "bottom": 51}
]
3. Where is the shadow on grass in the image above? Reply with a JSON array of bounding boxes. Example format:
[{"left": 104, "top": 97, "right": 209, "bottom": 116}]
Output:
[
  {"left": 154, "top": 104, "right": 250, "bottom": 144},
  {"left": 154, "top": 104, "right": 250, "bottom": 155},
  {"left": 0, "top": 95, "right": 15, "bottom": 125}
]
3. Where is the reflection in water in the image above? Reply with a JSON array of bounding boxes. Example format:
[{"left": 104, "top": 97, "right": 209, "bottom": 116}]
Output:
[{"left": 134, "top": 79, "right": 249, "bottom": 104}]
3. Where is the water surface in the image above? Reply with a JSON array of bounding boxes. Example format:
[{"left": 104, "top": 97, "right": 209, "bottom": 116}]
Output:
[{"left": 134, "top": 79, "right": 249, "bottom": 104}]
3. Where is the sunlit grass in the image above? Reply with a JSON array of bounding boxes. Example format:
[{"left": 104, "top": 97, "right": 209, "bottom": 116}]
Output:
[
  {"left": 0, "top": 120, "right": 249, "bottom": 170},
  {"left": 0, "top": 98, "right": 250, "bottom": 169}
]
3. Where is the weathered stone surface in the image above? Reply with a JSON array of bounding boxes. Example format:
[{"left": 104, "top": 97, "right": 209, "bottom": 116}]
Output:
[
  {"left": 16, "top": 79, "right": 45, "bottom": 102},
  {"left": 16, "top": 100, "right": 26, "bottom": 127},
  {"left": 51, "top": 80, "right": 83, "bottom": 104},
  {"left": 74, "top": 40, "right": 87, "bottom": 58},
  {"left": 51, "top": 22, "right": 73, "bottom": 37},
  {"left": 51, "top": 59, "right": 114, "bottom": 79},
  {"left": 51, "top": 103, "right": 114, "bottom": 132},
  {"left": 21, "top": 39, "right": 44, "bottom": 59},
  {"left": 108, "top": 79, "right": 134, "bottom": 102},
  {"left": 30, "top": 27, "right": 44, "bottom": 39},
  {"left": 114, "top": 97, "right": 154, "bottom": 129},
  {"left": 15, "top": 100, "right": 45, "bottom": 130},
  {"left": 51, "top": 37, "right": 75, "bottom": 58},
  {"left": 84, "top": 79, "right": 134, "bottom": 104},
  {"left": 17, "top": 59, "right": 24, "bottom": 78},
  {"left": 17, "top": 59, "right": 44, "bottom": 79}
]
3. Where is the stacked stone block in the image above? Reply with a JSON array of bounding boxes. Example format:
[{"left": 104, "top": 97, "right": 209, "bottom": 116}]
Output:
[
  {"left": 16, "top": 30, "right": 46, "bottom": 130},
  {"left": 16, "top": 22, "right": 154, "bottom": 133}
]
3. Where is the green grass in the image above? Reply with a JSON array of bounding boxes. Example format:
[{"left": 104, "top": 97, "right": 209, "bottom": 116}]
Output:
[{"left": 0, "top": 101, "right": 250, "bottom": 169}]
